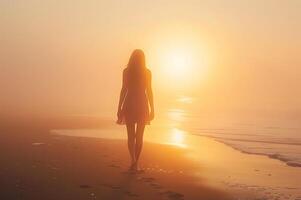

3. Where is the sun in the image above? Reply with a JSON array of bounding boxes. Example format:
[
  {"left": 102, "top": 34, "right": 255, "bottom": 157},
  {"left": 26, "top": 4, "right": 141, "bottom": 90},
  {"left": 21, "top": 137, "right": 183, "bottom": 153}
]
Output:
[
  {"left": 146, "top": 28, "right": 210, "bottom": 89},
  {"left": 164, "top": 48, "right": 193, "bottom": 79},
  {"left": 153, "top": 43, "right": 208, "bottom": 89}
]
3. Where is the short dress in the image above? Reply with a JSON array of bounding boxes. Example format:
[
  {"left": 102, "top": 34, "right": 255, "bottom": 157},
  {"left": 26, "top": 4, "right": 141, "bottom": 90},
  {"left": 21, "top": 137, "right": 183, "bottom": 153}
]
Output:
[{"left": 117, "top": 67, "right": 151, "bottom": 125}]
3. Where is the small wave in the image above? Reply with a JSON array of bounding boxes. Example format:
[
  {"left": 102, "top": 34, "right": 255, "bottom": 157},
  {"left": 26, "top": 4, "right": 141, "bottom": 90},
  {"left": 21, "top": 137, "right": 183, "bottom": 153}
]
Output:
[
  {"left": 221, "top": 140, "right": 301, "bottom": 168},
  {"left": 192, "top": 133, "right": 301, "bottom": 146},
  {"left": 286, "top": 162, "right": 301, "bottom": 167},
  {"left": 192, "top": 133, "right": 301, "bottom": 168}
]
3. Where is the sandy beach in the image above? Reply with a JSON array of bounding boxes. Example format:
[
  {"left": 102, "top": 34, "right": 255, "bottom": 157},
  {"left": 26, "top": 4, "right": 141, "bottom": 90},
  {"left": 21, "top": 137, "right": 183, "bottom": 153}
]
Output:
[
  {"left": 0, "top": 118, "right": 231, "bottom": 200},
  {"left": 0, "top": 117, "right": 300, "bottom": 200}
]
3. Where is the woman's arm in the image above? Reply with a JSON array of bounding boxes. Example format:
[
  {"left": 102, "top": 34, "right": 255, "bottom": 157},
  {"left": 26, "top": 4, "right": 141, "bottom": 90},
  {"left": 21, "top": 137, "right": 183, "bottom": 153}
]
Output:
[
  {"left": 146, "top": 71, "right": 154, "bottom": 120},
  {"left": 117, "top": 70, "right": 127, "bottom": 117}
]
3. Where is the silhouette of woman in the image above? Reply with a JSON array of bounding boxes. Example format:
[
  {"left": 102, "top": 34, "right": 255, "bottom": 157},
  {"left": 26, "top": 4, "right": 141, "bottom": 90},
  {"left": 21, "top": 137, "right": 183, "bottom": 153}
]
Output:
[{"left": 117, "top": 49, "right": 154, "bottom": 171}]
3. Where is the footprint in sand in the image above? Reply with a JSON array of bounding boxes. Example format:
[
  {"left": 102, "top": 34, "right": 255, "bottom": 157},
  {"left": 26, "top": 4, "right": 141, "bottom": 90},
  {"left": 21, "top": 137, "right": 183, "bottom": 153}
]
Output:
[
  {"left": 100, "top": 184, "right": 139, "bottom": 198},
  {"left": 100, "top": 183, "right": 121, "bottom": 190},
  {"left": 139, "top": 177, "right": 155, "bottom": 183},
  {"left": 80, "top": 184, "right": 92, "bottom": 189},
  {"left": 32, "top": 142, "right": 45, "bottom": 146},
  {"left": 137, "top": 176, "right": 165, "bottom": 191},
  {"left": 50, "top": 166, "right": 59, "bottom": 171},
  {"left": 90, "top": 192, "right": 97, "bottom": 199},
  {"left": 111, "top": 186, "right": 121, "bottom": 190},
  {"left": 150, "top": 182, "right": 163, "bottom": 189},
  {"left": 160, "top": 190, "right": 184, "bottom": 200},
  {"left": 99, "top": 183, "right": 110, "bottom": 188},
  {"left": 108, "top": 164, "right": 120, "bottom": 168},
  {"left": 285, "top": 187, "right": 298, "bottom": 190},
  {"left": 121, "top": 169, "right": 145, "bottom": 175},
  {"left": 123, "top": 190, "right": 139, "bottom": 197}
]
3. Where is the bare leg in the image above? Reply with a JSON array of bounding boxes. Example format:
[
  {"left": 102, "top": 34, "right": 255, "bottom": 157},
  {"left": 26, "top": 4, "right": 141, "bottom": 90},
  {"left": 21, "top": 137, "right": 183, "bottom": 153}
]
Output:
[
  {"left": 134, "top": 123, "right": 145, "bottom": 169},
  {"left": 126, "top": 123, "right": 136, "bottom": 168}
]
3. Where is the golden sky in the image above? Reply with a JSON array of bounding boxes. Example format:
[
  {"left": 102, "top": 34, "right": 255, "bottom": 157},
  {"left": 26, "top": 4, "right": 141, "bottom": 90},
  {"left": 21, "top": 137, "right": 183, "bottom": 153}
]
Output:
[{"left": 0, "top": 0, "right": 300, "bottom": 117}]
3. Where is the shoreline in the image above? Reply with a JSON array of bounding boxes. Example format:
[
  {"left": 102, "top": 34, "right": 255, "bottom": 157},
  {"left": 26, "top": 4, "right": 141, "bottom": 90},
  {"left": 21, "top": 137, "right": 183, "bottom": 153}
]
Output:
[
  {"left": 53, "top": 128, "right": 301, "bottom": 200},
  {"left": 53, "top": 127, "right": 301, "bottom": 169},
  {"left": 194, "top": 135, "right": 301, "bottom": 168}
]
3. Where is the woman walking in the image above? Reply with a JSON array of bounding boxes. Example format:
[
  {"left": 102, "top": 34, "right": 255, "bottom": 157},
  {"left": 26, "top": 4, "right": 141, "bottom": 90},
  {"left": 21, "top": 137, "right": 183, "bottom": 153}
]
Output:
[{"left": 117, "top": 49, "right": 154, "bottom": 171}]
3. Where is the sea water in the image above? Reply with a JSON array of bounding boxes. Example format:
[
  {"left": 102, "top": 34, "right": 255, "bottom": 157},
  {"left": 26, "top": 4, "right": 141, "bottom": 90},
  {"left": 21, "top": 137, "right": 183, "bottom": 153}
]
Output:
[
  {"left": 53, "top": 97, "right": 301, "bottom": 168},
  {"left": 173, "top": 108, "right": 301, "bottom": 168}
]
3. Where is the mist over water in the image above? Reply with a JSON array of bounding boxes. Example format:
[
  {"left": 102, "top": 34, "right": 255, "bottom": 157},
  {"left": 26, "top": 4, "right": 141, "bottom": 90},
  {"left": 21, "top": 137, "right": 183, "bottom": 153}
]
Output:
[
  {"left": 165, "top": 97, "right": 301, "bottom": 167},
  {"left": 53, "top": 95, "right": 301, "bottom": 168}
]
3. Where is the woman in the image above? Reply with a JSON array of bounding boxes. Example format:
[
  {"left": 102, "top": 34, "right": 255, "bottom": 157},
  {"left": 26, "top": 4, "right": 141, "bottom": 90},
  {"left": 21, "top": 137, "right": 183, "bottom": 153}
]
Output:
[{"left": 117, "top": 49, "right": 154, "bottom": 171}]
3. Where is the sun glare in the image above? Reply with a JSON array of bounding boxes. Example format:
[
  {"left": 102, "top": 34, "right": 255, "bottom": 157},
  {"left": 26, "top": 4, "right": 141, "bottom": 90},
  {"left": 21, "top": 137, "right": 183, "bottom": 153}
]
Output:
[
  {"left": 170, "top": 128, "right": 186, "bottom": 147},
  {"left": 162, "top": 47, "right": 195, "bottom": 80},
  {"left": 165, "top": 48, "right": 193, "bottom": 79},
  {"left": 151, "top": 42, "right": 208, "bottom": 89}
]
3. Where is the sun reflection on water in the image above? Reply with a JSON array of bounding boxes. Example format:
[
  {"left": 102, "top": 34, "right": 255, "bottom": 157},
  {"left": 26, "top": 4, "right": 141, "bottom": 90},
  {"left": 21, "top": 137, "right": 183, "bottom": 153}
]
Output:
[
  {"left": 164, "top": 108, "right": 188, "bottom": 147},
  {"left": 177, "top": 96, "right": 194, "bottom": 104},
  {"left": 167, "top": 109, "right": 186, "bottom": 122},
  {"left": 168, "top": 128, "right": 186, "bottom": 148}
]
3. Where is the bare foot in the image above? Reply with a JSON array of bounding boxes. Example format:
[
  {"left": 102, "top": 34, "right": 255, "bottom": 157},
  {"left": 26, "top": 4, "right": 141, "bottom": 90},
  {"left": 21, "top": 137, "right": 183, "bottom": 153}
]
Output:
[
  {"left": 132, "top": 162, "right": 144, "bottom": 173},
  {"left": 133, "top": 162, "right": 138, "bottom": 170},
  {"left": 129, "top": 162, "right": 136, "bottom": 171}
]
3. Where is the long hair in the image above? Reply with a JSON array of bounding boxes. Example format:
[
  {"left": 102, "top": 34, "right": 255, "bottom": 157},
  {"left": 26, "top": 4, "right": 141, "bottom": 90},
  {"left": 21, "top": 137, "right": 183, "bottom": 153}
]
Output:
[
  {"left": 127, "top": 49, "right": 146, "bottom": 70},
  {"left": 127, "top": 49, "right": 147, "bottom": 85}
]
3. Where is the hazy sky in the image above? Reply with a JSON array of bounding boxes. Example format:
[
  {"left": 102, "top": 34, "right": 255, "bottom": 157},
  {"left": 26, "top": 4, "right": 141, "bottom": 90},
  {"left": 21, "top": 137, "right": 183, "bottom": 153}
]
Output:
[{"left": 1, "top": 0, "right": 300, "bottom": 117}]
